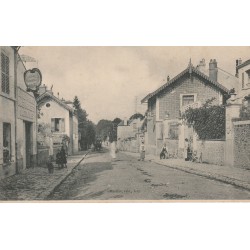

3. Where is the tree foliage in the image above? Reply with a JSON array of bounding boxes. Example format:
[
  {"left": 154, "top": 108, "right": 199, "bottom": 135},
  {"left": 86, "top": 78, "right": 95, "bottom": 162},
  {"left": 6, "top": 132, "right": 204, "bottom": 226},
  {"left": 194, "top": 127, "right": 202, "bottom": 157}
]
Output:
[
  {"left": 129, "top": 113, "right": 144, "bottom": 121},
  {"left": 73, "top": 96, "right": 95, "bottom": 150},
  {"left": 73, "top": 96, "right": 88, "bottom": 122},
  {"left": 96, "top": 119, "right": 113, "bottom": 141},
  {"left": 111, "top": 117, "right": 122, "bottom": 142},
  {"left": 182, "top": 98, "right": 225, "bottom": 140}
]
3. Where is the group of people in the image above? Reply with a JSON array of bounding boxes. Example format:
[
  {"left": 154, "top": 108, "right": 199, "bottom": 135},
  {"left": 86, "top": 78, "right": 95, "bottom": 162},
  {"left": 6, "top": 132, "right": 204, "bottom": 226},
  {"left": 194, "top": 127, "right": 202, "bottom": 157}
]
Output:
[
  {"left": 109, "top": 138, "right": 192, "bottom": 162},
  {"left": 47, "top": 145, "right": 68, "bottom": 174}
]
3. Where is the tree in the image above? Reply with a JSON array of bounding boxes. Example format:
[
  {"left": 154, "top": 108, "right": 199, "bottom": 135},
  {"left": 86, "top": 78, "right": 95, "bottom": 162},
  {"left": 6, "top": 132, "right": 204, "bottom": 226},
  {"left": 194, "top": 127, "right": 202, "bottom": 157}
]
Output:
[
  {"left": 129, "top": 113, "right": 144, "bottom": 121},
  {"left": 113, "top": 117, "right": 122, "bottom": 124},
  {"left": 96, "top": 119, "right": 113, "bottom": 141},
  {"left": 79, "top": 120, "right": 96, "bottom": 149},
  {"left": 111, "top": 117, "right": 122, "bottom": 142},
  {"left": 73, "top": 96, "right": 81, "bottom": 110},
  {"left": 73, "top": 96, "right": 95, "bottom": 150}
]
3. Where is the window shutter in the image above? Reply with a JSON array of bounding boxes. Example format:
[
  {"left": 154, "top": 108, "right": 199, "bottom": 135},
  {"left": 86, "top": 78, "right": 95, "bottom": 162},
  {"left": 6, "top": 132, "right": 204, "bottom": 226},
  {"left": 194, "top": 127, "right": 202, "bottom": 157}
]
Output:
[
  {"left": 5, "top": 56, "right": 9, "bottom": 94},
  {"left": 51, "top": 118, "right": 55, "bottom": 132},
  {"left": 61, "top": 118, "right": 65, "bottom": 132},
  {"left": 1, "top": 53, "right": 10, "bottom": 94}
]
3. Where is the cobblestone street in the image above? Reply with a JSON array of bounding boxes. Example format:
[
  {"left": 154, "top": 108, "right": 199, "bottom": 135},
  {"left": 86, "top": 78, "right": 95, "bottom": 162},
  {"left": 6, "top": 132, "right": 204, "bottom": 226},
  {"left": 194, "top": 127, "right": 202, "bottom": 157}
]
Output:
[
  {"left": 0, "top": 152, "right": 87, "bottom": 201},
  {"left": 48, "top": 149, "right": 250, "bottom": 200}
]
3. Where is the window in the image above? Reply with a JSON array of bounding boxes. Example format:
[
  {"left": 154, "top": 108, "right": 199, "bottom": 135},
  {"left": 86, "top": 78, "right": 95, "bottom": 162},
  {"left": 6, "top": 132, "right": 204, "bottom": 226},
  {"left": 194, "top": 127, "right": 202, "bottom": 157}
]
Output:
[
  {"left": 246, "top": 70, "right": 250, "bottom": 85},
  {"left": 182, "top": 95, "right": 194, "bottom": 107},
  {"left": 51, "top": 118, "right": 65, "bottom": 132},
  {"left": 3, "top": 123, "right": 11, "bottom": 164},
  {"left": 1, "top": 53, "right": 10, "bottom": 94},
  {"left": 46, "top": 103, "right": 51, "bottom": 108}
]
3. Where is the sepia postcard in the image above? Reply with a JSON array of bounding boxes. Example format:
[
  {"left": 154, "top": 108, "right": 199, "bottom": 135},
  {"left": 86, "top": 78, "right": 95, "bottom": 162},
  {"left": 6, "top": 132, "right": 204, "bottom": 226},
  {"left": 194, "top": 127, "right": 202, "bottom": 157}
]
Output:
[{"left": 1, "top": 46, "right": 250, "bottom": 201}]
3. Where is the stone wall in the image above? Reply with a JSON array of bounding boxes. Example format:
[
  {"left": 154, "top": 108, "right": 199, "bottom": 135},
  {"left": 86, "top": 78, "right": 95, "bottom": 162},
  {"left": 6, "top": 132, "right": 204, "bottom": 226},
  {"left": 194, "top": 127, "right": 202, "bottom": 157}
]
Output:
[
  {"left": 233, "top": 120, "right": 250, "bottom": 169},
  {"left": 118, "top": 139, "right": 139, "bottom": 153},
  {"left": 197, "top": 140, "right": 225, "bottom": 165}
]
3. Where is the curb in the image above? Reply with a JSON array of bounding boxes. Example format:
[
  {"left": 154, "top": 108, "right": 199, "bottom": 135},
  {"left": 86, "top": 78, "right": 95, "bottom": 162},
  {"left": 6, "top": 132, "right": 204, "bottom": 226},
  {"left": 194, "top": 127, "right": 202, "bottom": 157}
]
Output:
[
  {"left": 35, "top": 151, "right": 90, "bottom": 200},
  {"left": 121, "top": 151, "right": 250, "bottom": 193},
  {"left": 153, "top": 160, "right": 250, "bottom": 192}
]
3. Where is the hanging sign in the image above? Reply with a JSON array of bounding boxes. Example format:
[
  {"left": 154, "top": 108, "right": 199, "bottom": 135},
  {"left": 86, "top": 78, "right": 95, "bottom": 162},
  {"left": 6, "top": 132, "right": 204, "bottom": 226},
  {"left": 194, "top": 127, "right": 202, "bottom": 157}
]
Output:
[{"left": 24, "top": 68, "right": 42, "bottom": 91}]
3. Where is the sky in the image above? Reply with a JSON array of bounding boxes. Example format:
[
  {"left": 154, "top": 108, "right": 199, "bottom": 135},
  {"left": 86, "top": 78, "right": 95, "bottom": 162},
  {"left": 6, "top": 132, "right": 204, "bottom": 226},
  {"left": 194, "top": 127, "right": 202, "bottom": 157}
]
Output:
[{"left": 19, "top": 46, "right": 250, "bottom": 123}]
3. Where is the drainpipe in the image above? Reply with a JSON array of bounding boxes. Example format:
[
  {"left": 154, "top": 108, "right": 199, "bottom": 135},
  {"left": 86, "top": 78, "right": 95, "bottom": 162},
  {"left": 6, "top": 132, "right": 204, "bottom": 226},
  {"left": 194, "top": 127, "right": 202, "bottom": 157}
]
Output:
[{"left": 14, "top": 49, "right": 18, "bottom": 173}]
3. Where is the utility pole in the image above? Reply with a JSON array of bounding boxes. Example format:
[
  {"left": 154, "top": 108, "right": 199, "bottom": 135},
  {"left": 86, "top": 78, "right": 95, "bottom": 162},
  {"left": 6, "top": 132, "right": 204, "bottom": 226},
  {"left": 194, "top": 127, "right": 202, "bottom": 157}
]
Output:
[{"left": 135, "top": 96, "right": 138, "bottom": 113}]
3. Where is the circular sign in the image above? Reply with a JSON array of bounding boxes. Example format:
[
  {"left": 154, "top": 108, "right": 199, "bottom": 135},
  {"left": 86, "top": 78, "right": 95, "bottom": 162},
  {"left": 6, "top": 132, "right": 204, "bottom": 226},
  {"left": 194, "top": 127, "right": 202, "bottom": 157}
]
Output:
[{"left": 24, "top": 68, "right": 42, "bottom": 91}]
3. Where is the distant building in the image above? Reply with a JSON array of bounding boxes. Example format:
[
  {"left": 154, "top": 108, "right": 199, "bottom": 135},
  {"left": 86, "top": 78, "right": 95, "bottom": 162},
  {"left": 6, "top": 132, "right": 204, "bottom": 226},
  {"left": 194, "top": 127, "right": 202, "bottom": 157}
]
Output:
[
  {"left": 0, "top": 46, "right": 37, "bottom": 179},
  {"left": 37, "top": 87, "right": 78, "bottom": 155},
  {"left": 235, "top": 58, "right": 250, "bottom": 105},
  {"left": 117, "top": 117, "right": 145, "bottom": 152}
]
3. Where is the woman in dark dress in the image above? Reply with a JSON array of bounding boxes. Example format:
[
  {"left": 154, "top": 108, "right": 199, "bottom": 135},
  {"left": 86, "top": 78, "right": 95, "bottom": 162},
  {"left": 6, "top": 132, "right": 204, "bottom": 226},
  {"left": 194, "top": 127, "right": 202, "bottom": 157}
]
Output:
[{"left": 60, "top": 146, "right": 67, "bottom": 168}]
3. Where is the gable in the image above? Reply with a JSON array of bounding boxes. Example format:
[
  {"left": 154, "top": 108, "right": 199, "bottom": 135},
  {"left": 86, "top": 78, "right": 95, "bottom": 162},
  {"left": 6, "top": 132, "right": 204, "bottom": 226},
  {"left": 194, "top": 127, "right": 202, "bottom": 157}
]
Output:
[
  {"left": 142, "top": 65, "right": 229, "bottom": 103},
  {"left": 157, "top": 75, "right": 222, "bottom": 120},
  {"left": 37, "top": 91, "right": 74, "bottom": 112}
]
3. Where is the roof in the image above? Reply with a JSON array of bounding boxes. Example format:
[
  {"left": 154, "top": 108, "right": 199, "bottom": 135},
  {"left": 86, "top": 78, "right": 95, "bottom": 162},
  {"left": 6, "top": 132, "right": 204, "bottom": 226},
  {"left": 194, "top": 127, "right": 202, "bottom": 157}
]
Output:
[
  {"left": 236, "top": 59, "right": 250, "bottom": 70},
  {"left": 141, "top": 62, "right": 230, "bottom": 103},
  {"left": 217, "top": 67, "right": 238, "bottom": 91},
  {"left": 37, "top": 91, "right": 75, "bottom": 113}
]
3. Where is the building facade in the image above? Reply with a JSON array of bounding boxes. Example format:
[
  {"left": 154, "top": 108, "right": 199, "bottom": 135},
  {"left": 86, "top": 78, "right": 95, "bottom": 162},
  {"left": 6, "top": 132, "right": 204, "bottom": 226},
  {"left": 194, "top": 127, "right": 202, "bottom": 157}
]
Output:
[
  {"left": 37, "top": 88, "right": 78, "bottom": 156},
  {"left": 0, "top": 46, "right": 37, "bottom": 179},
  {"left": 117, "top": 117, "right": 145, "bottom": 152},
  {"left": 141, "top": 59, "right": 238, "bottom": 160}
]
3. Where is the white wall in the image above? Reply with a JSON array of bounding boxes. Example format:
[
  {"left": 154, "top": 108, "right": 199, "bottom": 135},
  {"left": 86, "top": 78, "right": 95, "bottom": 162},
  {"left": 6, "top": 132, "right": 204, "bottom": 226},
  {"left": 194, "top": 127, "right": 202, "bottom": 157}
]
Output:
[
  {"left": 38, "top": 100, "right": 70, "bottom": 136},
  {"left": 238, "top": 64, "right": 250, "bottom": 99},
  {"left": 0, "top": 47, "right": 16, "bottom": 177}
]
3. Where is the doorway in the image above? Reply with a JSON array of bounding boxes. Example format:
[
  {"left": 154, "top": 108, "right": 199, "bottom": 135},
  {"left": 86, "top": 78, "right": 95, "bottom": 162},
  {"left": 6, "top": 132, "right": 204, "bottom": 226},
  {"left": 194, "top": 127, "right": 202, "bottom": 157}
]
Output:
[{"left": 25, "top": 121, "right": 32, "bottom": 168}]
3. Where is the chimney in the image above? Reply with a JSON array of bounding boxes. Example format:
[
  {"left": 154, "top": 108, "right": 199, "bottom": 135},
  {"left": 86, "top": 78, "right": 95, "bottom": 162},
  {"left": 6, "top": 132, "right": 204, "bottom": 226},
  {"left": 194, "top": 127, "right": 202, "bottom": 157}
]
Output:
[
  {"left": 197, "top": 58, "right": 206, "bottom": 74},
  {"left": 39, "top": 84, "right": 47, "bottom": 95},
  {"left": 209, "top": 59, "right": 218, "bottom": 82},
  {"left": 236, "top": 59, "right": 239, "bottom": 77},
  {"left": 235, "top": 58, "right": 242, "bottom": 78}
]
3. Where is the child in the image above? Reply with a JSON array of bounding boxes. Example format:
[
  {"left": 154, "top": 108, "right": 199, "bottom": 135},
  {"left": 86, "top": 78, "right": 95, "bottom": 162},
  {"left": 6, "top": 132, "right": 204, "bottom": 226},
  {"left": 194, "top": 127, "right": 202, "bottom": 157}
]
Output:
[
  {"left": 47, "top": 156, "right": 54, "bottom": 174},
  {"left": 160, "top": 143, "right": 168, "bottom": 159},
  {"left": 56, "top": 151, "right": 62, "bottom": 169}
]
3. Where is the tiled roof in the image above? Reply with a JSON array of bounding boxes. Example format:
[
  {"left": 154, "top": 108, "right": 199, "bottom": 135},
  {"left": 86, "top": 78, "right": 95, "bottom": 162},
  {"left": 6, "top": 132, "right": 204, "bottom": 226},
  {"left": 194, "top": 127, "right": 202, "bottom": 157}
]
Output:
[
  {"left": 37, "top": 91, "right": 75, "bottom": 112},
  {"left": 141, "top": 63, "right": 230, "bottom": 103}
]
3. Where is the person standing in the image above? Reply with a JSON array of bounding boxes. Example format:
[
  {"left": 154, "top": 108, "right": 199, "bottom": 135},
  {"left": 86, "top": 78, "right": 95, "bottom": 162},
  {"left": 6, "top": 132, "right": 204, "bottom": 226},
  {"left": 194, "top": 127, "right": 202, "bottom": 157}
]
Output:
[
  {"left": 110, "top": 141, "right": 116, "bottom": 160},
  {"left": 48, "top": 135, "right": 54, "bottom": 161},
  {"left": 139, "top": 141, "right": 146, "bottom": 161},
  {"left": 184, "top": 138, "right": 189, "bottom": 161},
  {"left": 60, "top": 146, "right": 67, "bottom": 168}
]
